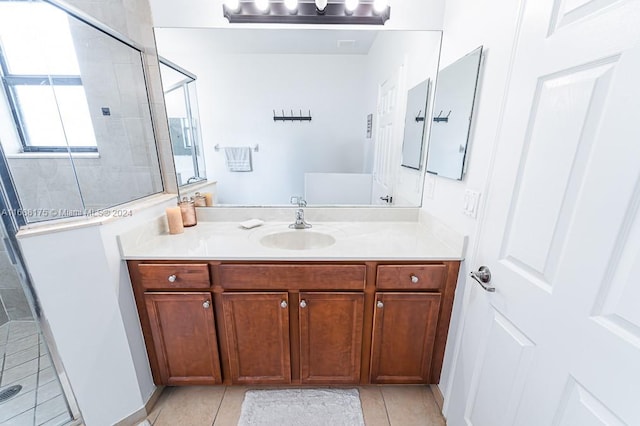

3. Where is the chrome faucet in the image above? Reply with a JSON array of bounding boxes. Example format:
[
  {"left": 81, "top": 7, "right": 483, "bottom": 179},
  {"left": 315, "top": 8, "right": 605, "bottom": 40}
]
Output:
[
  {"left": 290, "top": 195, "right": 307, "bottom": 207},
  {"left": 289, "top": 196, "right": 311, "bottom": 229}
]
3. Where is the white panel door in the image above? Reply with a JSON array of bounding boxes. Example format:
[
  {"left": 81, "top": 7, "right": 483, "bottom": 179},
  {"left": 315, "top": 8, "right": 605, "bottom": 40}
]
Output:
[
  {"left": 448, "top": 1, "right": 640, "bottom": 425},
  {"left": 372, "top": 66, "right": 405, "bottom": 205}
]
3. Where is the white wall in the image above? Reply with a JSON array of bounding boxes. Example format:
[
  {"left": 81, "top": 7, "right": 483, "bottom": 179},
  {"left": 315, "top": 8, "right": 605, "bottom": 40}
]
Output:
[
  {"left": 149, "top": 0, "right": 446, "bottom": 30},
  {"left": 18, "top": 199, "right": 173, "bottom": 426},
  {"left": 425, "top": 0, "right": 524, "bottom": 415},
  {"left": 363, "top": 31, "right": 442, "bottom": 205},
  {"left": 156, "top": 47, "right": 369, "bottom": 204}
]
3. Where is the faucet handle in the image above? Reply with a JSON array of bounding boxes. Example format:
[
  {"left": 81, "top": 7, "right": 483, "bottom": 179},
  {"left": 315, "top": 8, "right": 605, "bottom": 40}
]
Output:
[{"left": 290, "top": 196, "right": 307, "bottom": 207}]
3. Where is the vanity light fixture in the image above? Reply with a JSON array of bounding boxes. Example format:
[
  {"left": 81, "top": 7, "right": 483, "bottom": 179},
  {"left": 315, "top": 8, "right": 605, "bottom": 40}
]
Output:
[
  {"left": 222, "top": 1, "right": 390, "bottom": 25},
  {"left": 284, "top": 0, "right": 298, "bottom": 12},
  {"left": 255, "top": 0, "right": 270, "bottom": 12},
  {"left": 315, "top": 0, "right": 328, "bottom": 13},
  {"left": 344, "top": 0, "right": 359, "bottom": 14},
  {"left": 224, "top": 0, "right": 241, "bottom": 12},
  {"left": 373, "top": 0, "right": 387, "bottom": 13}
]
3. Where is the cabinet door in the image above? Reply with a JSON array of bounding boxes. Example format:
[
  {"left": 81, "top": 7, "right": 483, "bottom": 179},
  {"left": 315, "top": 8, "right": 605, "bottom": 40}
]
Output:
[
  {"left": 370, "top": 292, "right": 441, "bottom": 384},
  {"left": 222, "top": 292, "right": 291, "bottom": 384},
  {"left": 144, "top": 292, "right": 221, "bottom": 385},
  {"left": 299, "top": 292, "right": 364, "bottom": 384}
]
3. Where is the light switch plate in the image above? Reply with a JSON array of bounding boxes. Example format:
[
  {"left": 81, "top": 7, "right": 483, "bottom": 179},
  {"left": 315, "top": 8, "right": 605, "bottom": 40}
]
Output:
[{"left": 463, "top": 189, "right": 481, "bottom": 218}]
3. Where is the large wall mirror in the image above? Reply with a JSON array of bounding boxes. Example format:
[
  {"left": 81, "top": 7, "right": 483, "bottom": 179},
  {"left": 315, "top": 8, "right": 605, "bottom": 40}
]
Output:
[
  {"left": 155, "top": 28, "right": 442, "bottom": 207},
  {"left": 426, "top": 46, "right": 483, "bottom": 180}
]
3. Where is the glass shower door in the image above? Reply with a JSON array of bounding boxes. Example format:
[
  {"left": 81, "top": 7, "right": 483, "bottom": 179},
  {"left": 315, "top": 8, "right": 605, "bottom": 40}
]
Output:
[{"left": 0, "top": 202, "right": 76, "bottom": 425}]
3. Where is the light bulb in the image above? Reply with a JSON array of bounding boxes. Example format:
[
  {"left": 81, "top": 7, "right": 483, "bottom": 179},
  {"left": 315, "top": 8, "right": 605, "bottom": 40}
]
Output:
[
  {"left": 315, "top": 0, "right": 328, "bottom": 12},
  {"left": 373, "top": 0, "right": 388, "bottom": 13},
  {"left": 255, "top": 0, "right": 269, "bottom": 12},
  {"left": 284, "top": 0, "right": 298, "bottom": 11},
  {"left": 224, "top": 0, "right": 240, "bottom": 11},
  {"left": 345, "top": 0, "right": 359, "bottom": 13}
]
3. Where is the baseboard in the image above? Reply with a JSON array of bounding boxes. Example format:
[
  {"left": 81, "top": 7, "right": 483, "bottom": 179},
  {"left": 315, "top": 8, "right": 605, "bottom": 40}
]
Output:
[
  {"left": 430, "top": 384, "right": 445, "bottom": 414},
  {"left": 113, "top": 386, "right": 164, "bottom": 426},
  {"left": 145, "top": 386, "right": 165, "bottom": 414}
]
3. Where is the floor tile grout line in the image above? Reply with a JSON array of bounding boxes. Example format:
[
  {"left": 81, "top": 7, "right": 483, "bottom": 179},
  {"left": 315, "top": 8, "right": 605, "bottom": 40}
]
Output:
[
  {"left": 150, "top": 387, "right": 173, "bottom": 425},
  {"left": 0, "top": 349, "right": 5, "bottom": 385},
  {"left": 33, "top": 333, "right": 42, "bottom": 426},
  {"left": 210, "top": 386, "right": 228, "bottom": 426},
  {"left": 0, "top": 391, "right": 36, "bottom": 424},
  {"left": 2, "top": 352, "right": 40, "bottom": 372},
  {"left": 36, "top": 387, "right": 65, "bottom": 409},
  {"left": 378, "top": 386, "right": 393, "bottom": 426},
  {"left": 3, "top": 341, "right": 40, "bottom": 358}
]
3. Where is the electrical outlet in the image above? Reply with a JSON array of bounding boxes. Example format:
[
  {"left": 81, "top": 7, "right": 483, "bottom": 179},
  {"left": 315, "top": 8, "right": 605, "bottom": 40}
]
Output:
[{"left": 463, "top": 189, "right": 481, "bottom": 218}]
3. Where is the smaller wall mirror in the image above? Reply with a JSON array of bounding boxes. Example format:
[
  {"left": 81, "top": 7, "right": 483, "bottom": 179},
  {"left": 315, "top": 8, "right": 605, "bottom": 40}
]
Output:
[
  {"left": 159, "top": 58, "right": 206, "bottom": 186},
  {"left": 426, "top": 46, "right": 482, "bottom": 180},
  {"left": 401, "top": 78, "right": 430, "bottom": 170}
]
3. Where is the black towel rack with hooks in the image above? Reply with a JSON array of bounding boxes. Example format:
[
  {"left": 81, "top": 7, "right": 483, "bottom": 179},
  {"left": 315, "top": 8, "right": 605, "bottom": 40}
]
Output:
[
  {"left": 433, "top": 110, "right": 451, "bottom": 123},
  {"left": 273, "top": 109, "right": 312, "bottom": 122}
]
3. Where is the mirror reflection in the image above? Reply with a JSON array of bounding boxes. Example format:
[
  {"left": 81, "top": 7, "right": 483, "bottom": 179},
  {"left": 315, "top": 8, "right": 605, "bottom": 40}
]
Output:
[
  {"left": 401, "top": 79, "right": 430, "bottom": 170},
  {"left": 155, "top": 28, "right": 442, "bottom": 206},
  {"left": 426, "top": 46, "right": 483, "bottom": 180},
  {"left": 159, "top": 59, "right": 207, "bottom": 186}
]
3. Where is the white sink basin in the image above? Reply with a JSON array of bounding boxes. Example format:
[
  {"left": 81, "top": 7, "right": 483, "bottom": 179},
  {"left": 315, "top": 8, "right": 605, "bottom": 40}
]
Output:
[{"left": 259, "top": 230, "right": 336, "bottom": 250}]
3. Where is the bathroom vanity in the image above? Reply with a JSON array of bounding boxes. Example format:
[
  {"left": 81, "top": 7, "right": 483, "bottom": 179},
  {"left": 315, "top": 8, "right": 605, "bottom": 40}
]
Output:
[{"left": 121, "top": 218, "right": 463, "bottom": 387}]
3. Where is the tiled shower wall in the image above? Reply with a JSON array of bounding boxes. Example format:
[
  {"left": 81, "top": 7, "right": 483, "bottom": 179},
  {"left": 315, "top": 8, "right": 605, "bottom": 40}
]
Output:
[
  {"left": 0, "top": 227, "right": 33, "bottom": 326},
  {"left": 6, "top": 6, "right": 164, "bottom": 219}
]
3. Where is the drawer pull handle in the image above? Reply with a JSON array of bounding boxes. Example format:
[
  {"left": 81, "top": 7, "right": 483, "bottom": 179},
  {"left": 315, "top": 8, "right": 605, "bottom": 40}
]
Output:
[
  {"left": 300, "top": 300, "right": 307, "bottom": 308},
  {"left": 202, "top": 300, "right": 210, "bottom": 309},
  {"left": 280, "top": 300, "right": 288, "bottom": 309},
  {"left": 377, "top": 301, "right": 384, "bottom": 308},
  {"left": 168, "top": 274, "right": 177, "bottom": 283},
  {"left": 410, "top": 274, "right": 419, "bottom": 283}
]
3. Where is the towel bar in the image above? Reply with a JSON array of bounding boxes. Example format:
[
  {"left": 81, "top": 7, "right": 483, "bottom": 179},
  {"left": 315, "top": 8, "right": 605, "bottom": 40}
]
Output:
[{"left": 214, "top": 144, "right": 259, "bottom": 152}]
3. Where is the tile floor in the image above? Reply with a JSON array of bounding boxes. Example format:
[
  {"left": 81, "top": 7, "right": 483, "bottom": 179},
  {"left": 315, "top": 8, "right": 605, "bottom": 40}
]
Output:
[
  {"left": 145, "top": 385, "right": 446, "bottom": 426},
  {"left": 0, "top": 321, "right": 71, "bottom": 426}
]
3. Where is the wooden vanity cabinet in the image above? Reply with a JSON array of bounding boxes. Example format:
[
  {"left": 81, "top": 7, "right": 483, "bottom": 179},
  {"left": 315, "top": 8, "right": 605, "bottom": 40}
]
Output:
[
  {"left": 370, "top": 292, "right": 441, "bottom": 383},
  {"left": 218, "top": 264, "right": 367, "bottom": 385},
  {"left": 144, "top": 292, "right": 221, "bottom": 385},
  {"left": 299, "top": 292, "right": 364, "bottom": 384},
  {"left": 127, "top": 259, "right": 460, "bottom": 387},
  {"left": 371, "top": 262, "right": 460, "bottom": 384},
  {"left": 129, "top": 261, "right": 222, "bottom": 386},
  {"left": 221, "top": 292, "right": 291, "bottom": 384}
]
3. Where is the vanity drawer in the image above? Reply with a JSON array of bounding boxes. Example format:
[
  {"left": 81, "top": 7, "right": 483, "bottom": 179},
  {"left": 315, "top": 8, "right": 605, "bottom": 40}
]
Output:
[
  {"left": 138, "top": 264, "right": 210, "bottom": 290},
  {"left": 376, "top": 264, "right": 446, "bottom": 290},
  {"left": 219, "top": 264, "right": 366, "bottom": 290}
]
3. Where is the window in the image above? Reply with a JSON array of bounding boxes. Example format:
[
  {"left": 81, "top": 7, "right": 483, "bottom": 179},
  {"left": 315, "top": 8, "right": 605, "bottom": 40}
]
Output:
[{"left": 0, "top": 2, "right": 97, "bottom": 153}]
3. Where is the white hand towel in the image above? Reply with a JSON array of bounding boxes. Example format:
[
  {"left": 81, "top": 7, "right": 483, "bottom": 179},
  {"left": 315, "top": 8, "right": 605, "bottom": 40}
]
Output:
[{"left": 224, "top": 147, "right": 252, "bottom": 172}]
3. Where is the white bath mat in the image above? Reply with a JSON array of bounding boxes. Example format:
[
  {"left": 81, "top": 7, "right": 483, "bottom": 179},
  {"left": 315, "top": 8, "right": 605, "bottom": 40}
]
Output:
[{"left": 238, "top": 388, "right": 365, "bottom": 426}]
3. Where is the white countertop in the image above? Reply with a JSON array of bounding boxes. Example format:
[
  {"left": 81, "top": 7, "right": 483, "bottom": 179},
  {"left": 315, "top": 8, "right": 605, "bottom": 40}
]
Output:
[{"left": 118, "top": 220, "right": 465, "bottom": 261}]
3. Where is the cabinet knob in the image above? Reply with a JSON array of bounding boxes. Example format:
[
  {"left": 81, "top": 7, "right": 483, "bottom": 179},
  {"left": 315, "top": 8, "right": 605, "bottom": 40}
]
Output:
[
  {"left": 410, "top": 274, "right": 419, "bottom": 283},
  {"left": 202, "top": 300, "right": 210, "bottom": 309},
  {"left": 300, "top": 300, "right": 307, "bottom": 308},
  {"left": 280, "top": 300, "right": 288, "bottom": 309},
  {"left": 376, "top": 301, "right": 384, "bottom": 308},
  {"left": 168, "top": 274, "right": 177, "bottom": 283}
]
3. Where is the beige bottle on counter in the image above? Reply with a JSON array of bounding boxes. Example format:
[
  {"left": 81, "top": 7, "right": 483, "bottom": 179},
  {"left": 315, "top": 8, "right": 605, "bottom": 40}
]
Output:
[
  {"left": 194, "top": 192, "right": 206, "bottom": 207},
  {"left": 178, "top": 197, "right": 197, "bottom": 227}
]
